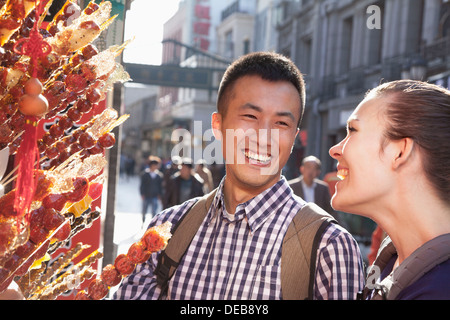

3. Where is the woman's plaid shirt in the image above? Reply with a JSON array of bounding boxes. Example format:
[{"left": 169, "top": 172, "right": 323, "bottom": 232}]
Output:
[{"left": 113, "top": 177, "right": 365, "bottom": 300}]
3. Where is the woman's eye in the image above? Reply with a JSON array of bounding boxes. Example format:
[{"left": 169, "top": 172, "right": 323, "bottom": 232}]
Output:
[{"left": 347, "top": 126, "right": 356, "bottom": 133}]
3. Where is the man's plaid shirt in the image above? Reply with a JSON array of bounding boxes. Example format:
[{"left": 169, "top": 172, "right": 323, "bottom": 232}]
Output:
[{"left": 113, "top": 177, "right": 364, "bottom": 300}]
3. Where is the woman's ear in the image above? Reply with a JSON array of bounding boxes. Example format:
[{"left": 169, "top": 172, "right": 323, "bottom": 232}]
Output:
[
  {"left": 211, "top": 112, "right": 222, "bottom": 141},
  {"left": 392, "top": 137, "right": 415, "bottom": 169}
]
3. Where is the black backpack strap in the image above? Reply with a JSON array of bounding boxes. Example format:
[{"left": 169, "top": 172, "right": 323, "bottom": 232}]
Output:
[
  {"left": 155, "top": 189, "right": 217, "bottom": 299},
  {"left": 281, "top": 202, "right": 337, "bottom": 300}
]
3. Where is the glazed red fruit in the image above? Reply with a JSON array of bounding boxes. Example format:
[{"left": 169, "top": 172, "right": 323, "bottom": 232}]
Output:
[
  {"left": 86, "top": 88, "right": 101, "bottom": 104},
  {"left": 3, "top": 254, "right": 22, "bottom": 271},
  {"left": 55, "top": 140, "right": 68, "bottom": 152},
  {"left": 81, "top": 44, "right": 98, "bottom": 59},
  {"left": 100, "top": 264, "right": 122, "bottom": 287},
  {"left": 42, "top": 193, "right": 67, "bottom": 211},
  {"left": 52, "top": 222, "right": 71, "bottom": 241},
  {"left": 65, "top": 73, "right": 88, "bottom": 93},
  {"left": 69, "top": 142, "right": 83, "bottom": 154},
  {"left": 88, "top": 182, "right": 103, "bottom": 200},
  {"left": 49, "top": 124, "right": 64, "bottom": 138},
  {"left": 28, "top": 206, "right": 46, "bottom": 226},
  {"left": 15, "top": 255, "right": 34, "bottom": 276},
  {"left": 98, "top": 132, "right": 115, "bottom": 149},
  {"left": 114, "top": 254, "right": 136, "bottom": 276},
  {"left": 78, "top": 132, "right": 95, "bottom": 149},
  {"left": 29, "top": 225, "right": 50, "bottom": 244},
  {"left": 65, "top": 177, "right": 89, "bottom": 202},
  {"left": 79, "top": 20, "right": 100, "bottom": 30},
  {"left": 87, "top": 279, "right": 109, "bottom": 300},
  {"left": 142, "top": 229, "right": 166, "bottom": 252},
  {"left": 15, "top": 240, "right": 36, "bottom": 258},
  {"left": 88, "top": 142, "right": 103, "bottom": 155},
  {"left": 127, "top": 242, "right": 151, "bottom": 264},
  {"left": 75, "top": 99, "right": 92, "bottom": 113},
  {"left": 67, "top": 107, "right": 82, "bottom": 122},
  {"left": 42, "top": 132, "right": 56, "bottom": 146},
  {"left": 84, "top": 2, "right": 99, "bottom": 15},
  {"left": 75, "top": 290, "right": 91, "bottom": 300},
  {"left": 34, "top": 171, "right": 54, "bottom": 201},
  {"left": 45, "top": 146, "right": 59, "bottom": 159},
  {"left": 42, "top": 208, "right": 65, "bottom": 231},
  {"left": 31, "top": 240, "right": 49, "bottom": 261},
  {"left": 57, "top": 115, "right": 73, "bottom": 130}
]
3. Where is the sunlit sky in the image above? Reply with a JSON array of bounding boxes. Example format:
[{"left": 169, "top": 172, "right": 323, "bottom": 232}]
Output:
[{"left": 122, "top": 0, "right": 181, "bottom": 65}]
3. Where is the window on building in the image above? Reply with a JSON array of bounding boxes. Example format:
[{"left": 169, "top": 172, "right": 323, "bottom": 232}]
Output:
[
  {"left": 225, "top": 30, "right": 234, "bottom": 59},
  {"left": 340, "top": 16, "right": 354, "bottom": 73}
]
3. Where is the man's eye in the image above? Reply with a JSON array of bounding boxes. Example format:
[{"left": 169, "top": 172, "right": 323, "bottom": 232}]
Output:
[{"left": 243, "top": 114, "right": 257, "bottom": 119}]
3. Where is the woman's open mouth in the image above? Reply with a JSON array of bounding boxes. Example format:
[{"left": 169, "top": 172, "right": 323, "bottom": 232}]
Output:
[{"left": 337, "top": 168, "right": 349, "bottom": 180}]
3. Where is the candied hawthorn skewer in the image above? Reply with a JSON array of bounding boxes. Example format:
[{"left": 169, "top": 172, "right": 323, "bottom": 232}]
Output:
[
  {"left": 46, "top": 1, "right": 115, "bottom": 56},
  {"left": 0, "top": 0, "right": 36, "bottom": 46},
  {"left": 0, "top": 169, "right": 54, "bottom": 218},
  {"left": 46, "top": 0, "right": 82, "bottom": 36},
  {"left": 76, "top": 222, "right": 172, "bottom": 300}
]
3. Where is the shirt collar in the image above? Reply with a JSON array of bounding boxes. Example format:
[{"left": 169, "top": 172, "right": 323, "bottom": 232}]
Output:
[
  {"left": 207, "top": 176, "right": 293, "bottom": 233},
  {"left": 301, "top": 179, "right": 316, "bottom": 189}
]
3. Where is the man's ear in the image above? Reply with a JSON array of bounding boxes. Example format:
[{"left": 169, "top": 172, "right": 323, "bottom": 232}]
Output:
[
  {"left": 290, "top": 129, "right": 300, "bottom": 154},
  {"left": 392, "top": 137, "right": 415, "bottom": 169},
  {"left": 211, "top": 112, "right": 222, "bottom": 141}
]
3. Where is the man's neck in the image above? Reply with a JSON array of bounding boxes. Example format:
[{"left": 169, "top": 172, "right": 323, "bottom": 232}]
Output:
[{"left": 222, "top": 175, "right": 280, "bottom": 214}]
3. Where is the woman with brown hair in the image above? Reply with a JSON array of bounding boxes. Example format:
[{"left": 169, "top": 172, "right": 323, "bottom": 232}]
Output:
[{"left": 329, "top": 80, "right": 450, "bottom": 300}]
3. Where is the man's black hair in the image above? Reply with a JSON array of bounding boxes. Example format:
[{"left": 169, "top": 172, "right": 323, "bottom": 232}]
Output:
[{"left": 217, "top": 51, "right": 306, "bottom": 127}]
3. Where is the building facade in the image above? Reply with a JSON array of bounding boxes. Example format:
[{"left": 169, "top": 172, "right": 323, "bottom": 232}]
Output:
[{"left": 276, "top": 0, "right": 450, "bottom": 173}]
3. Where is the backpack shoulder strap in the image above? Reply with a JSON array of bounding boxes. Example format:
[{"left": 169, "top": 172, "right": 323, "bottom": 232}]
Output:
[
  {"left": 155, "top": 189, "right": 217, "bottom": 298},
  {"left": 281, "top": 202, "right": 337, "bottom": 300},
  {"left": 387, "top": 232, "right": 450, "bottom": 300},
  {"left": 364, "top": 233, "right": 450, "bottom": 300},
  {"left": 361, "top": 236, "right": 396, "bottom": 300}
]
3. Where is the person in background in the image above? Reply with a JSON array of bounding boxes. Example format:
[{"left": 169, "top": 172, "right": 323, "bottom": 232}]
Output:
[
  {"left": 163, "top": 157, "right": 204, "bottom": 209},
  {"left": 289, "top": 156, "right": 338, "bottom": 221},
  {"left": 195, "top": 159, "right": 214, "bottom": 193},
  {"left": 329, "top": 80, "right": 450, "bottom": 300},
  {"left": 139, "top": 156, "right": 163, "bottom": 223}
]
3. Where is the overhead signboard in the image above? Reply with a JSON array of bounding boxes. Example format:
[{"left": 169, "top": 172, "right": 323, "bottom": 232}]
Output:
[{"left": 124, "top": 63, "right": 223, "bottom": 91}]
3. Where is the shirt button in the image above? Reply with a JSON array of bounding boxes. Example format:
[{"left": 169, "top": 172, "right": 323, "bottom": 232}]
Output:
[{"left": 219, "top": 271, "right": 226, "bottom": 277}]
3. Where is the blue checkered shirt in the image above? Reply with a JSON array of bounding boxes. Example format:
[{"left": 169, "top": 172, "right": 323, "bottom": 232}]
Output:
[{"left": 113, "top": 177, "right": 364, "bottom": 300}]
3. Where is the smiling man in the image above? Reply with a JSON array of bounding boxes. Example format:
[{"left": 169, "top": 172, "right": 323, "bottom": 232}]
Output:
[{"left": 113, "top": 52, "right": 364, "bottom": 300}]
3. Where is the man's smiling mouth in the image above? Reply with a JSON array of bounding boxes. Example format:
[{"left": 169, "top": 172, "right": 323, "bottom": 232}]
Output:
[{"left": 243, "top": 149, "right": 272, "bottom": 165}]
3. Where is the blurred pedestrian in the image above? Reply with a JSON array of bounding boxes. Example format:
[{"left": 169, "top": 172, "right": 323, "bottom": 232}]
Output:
[
  {"left": 125, "top": 156, "right": 135, "bottom": 180},
  {"left": 209, "top": 161, "right": 225, "bottom": 188},
  {"left": 140, "top": 156, "right": 163, "bottom": 223},
  {"left": 163, "top": 157, "right": 204, "bottom": 209},
  {"left": 329, "top": 80, "right": 450, "bottom": 300},
  {"left": 195, "top": 159, "right": 213, "bottom": 193},
  {"left": 289, "top": 156, "right": 338, "bottom": 221},
  {"left": 163, "top": 155, "right": 181, "bottom": 191}
]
